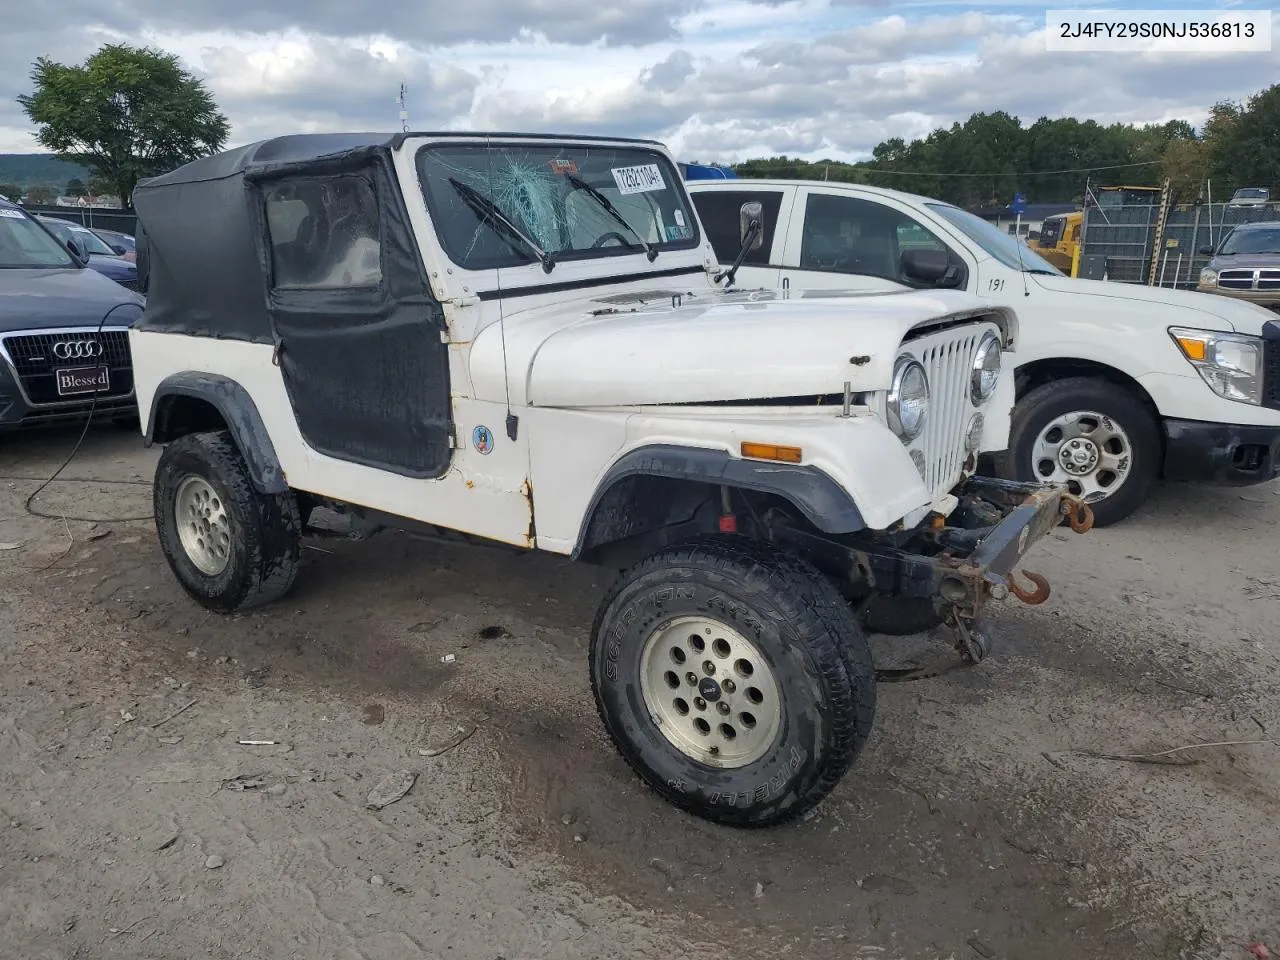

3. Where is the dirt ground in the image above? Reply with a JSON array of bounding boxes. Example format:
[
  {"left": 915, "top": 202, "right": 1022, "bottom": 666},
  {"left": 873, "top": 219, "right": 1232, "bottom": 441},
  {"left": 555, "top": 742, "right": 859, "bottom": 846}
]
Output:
[{"left": 1, "top": 424, "right": 1278, "bottom": 960}]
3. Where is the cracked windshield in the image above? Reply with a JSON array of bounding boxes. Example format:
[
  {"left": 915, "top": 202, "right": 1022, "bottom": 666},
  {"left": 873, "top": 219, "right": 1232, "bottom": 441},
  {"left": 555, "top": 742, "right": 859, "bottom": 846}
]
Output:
[{"left": 417, "top": 143, "right": 699, "bottom": 271}]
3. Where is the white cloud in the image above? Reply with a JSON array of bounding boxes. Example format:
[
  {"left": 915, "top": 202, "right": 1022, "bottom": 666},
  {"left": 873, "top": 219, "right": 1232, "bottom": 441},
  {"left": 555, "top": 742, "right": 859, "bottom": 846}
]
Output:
[{"left": 2, "top": 2, "right": 1276, "bottom": 167}]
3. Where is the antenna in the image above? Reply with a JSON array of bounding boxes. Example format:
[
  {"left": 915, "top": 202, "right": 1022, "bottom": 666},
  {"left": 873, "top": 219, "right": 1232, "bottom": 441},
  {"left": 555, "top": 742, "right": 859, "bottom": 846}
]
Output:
[
  {"left": 1011, "top": 192, "right": 1029, "bottom": 296},
  {"left": 396, "top": 82, "right": 409, "bottom": 133}
]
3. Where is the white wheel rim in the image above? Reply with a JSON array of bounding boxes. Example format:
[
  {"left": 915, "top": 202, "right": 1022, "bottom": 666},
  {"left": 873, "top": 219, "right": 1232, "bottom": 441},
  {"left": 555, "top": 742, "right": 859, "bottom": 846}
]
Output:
[
  {"left": 1031, "top": 409, "right": 1133, "bottom": 503},
  {"left": 638, "top": 615, "right": 782, "bottom": 769},
  {"left": 174, "top": 475, "right": 232, "bottom": 576}
]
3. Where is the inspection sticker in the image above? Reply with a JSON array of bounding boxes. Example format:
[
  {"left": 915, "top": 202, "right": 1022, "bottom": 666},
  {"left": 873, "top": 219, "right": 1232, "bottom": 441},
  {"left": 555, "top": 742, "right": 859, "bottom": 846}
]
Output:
[{"left": 611, "top": 163, "right": 666, "bottom": 195}]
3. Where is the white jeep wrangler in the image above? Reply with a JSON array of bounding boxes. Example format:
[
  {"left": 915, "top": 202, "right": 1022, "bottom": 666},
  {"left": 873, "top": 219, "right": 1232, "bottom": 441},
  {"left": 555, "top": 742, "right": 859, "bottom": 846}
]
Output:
[{"left": 129, "top": 133, "right": 1092, "bottom": 827}]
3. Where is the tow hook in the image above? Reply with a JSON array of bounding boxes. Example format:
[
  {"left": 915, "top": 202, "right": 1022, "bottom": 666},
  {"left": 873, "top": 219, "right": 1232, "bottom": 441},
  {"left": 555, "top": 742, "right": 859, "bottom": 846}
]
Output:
[
  {"left": 1009, "top": 570, "right": 1051, "bottom": 605},
  {"left": 1061, "top": 495, "right": 1095, "bottom": 533}
]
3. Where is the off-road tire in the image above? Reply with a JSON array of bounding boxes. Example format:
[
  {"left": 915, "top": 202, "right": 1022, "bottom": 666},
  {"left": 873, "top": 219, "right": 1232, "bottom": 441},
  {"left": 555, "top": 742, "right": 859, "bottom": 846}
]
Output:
[
  {"left": 1002, "top": 377, "right": 1160, "bottom": 528},
  {"left": 589, "top": 534, "right": 876, "bottom": 828},
  {"left": 861, "top": 594, "right": 944, "bottom": 636},
  {"left": 154, "top": 430, "right": 301, "bottom": 613}
]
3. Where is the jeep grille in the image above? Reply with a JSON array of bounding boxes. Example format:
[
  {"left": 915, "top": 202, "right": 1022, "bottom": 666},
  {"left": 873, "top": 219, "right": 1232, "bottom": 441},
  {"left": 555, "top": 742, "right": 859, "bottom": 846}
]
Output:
[{"left": 905, "top": 326, "right": 989, "bottom": 498}]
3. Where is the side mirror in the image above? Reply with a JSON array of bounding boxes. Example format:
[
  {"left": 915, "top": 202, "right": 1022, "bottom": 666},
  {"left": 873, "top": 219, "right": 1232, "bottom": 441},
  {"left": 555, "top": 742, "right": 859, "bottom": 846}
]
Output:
[
  {"left": 65, "top": 238, "right": 86, "bottom": 261},
  {"left": 901, "top": 248, "right": 958, "bottom": 286},
  {"left": 1198, "top": 244, "right": 1214, "bottom": 255},
  {"left": 739, "top": 201, "right": 764, "bottom": 251},
  {"left": 109, "top": 243, "right": 127, "bottom": 255}
]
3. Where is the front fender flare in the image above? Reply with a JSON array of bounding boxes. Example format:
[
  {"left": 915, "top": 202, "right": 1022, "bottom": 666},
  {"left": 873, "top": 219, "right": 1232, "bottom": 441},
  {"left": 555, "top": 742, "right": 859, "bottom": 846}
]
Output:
[
  {"left": 571, "top": 444, "right": 865, "bottom": 559},
  {"left": 148, "top": 372, "right": 288, "bottom": 494}
]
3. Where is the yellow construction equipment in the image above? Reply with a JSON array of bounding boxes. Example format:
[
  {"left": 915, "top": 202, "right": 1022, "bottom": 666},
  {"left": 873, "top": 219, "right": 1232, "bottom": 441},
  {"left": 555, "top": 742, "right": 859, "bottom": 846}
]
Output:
[
  {"left": 1027, "top": 185, "right": 1163, "bottom": 276},
  {"left": 1028, "top": 212, "right": 1080, "bottom": 273}
]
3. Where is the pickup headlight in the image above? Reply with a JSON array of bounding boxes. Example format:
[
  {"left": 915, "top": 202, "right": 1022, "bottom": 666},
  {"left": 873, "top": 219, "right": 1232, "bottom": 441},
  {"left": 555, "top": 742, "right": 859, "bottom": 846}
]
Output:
[
  {"left": 1169, "top": 327, "right": 1263, "bottom": 405},
  {"left": 970, "top": 332, "right": 1001, "bottom": 405},
  {"left": 888, "top": 355, "right": 929, "bottom": 442},
  {"left": 1198, "top": 268, "right": 1218, "bottom": 287}
]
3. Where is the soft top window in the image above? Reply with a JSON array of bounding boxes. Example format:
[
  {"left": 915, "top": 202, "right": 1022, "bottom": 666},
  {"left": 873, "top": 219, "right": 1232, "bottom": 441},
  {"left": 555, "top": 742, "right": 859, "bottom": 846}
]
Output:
[
  {"left": 262, "top": 175, "right": 383, "bottom": 290},
  {"left": 416, "top": 142, "right": 700, "bottom": 271}
]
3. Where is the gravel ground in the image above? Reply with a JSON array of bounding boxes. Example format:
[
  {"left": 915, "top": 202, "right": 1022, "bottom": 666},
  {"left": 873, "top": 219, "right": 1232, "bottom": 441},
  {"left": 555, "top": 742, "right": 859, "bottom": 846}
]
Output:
[{"left": 1, "top": 424, "right": 1277, "bottom": 960}]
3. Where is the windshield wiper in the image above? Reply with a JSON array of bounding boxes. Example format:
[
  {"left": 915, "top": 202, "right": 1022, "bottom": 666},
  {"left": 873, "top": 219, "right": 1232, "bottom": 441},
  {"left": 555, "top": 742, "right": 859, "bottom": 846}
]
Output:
[
  {"left": 1023, "top": 268, "right": 1058, "bottom": 275},
  {"left": 564, "top": 173, "right": 658, "bottom": 262},
  {"left": 448, "top": 177, "right": 555, "bottom": 273}
]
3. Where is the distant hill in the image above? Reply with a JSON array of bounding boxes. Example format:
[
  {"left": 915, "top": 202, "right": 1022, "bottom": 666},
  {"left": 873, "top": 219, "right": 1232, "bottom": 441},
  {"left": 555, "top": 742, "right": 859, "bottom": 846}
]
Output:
[{"left": 0, "top": 153, "right": 92, "bottom": 191}]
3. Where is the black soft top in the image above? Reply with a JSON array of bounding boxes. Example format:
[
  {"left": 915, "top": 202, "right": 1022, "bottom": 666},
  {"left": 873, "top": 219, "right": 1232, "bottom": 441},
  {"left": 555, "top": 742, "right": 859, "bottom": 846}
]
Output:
[
  {"left": 131, "top": 131, "right": 665, "bottom": 343},
  {"left": 138, "top": 131, "right": 664, "bottom": 188}
]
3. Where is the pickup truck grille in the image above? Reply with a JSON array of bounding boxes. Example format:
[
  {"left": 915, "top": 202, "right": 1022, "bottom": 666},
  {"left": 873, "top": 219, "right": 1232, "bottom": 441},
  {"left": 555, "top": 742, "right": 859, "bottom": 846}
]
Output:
[
  {"left": 910, "top": 327, "right": 984, "bottom": 498},
  {"left": 1264, "top": 339, "right": 1280, "bottom": 411},
  {"left": 1218, "top": 268, "right": 1280, "bottom": 291},
  {"left": 0, "top": 329, "right": 134, "bottom": 406}
]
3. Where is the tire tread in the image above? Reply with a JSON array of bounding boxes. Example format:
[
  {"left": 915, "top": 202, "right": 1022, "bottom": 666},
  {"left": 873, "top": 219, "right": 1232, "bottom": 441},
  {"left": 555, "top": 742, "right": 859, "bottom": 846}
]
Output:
[{"left": 589, "top": 533, "right": 876, "bottom": 828}]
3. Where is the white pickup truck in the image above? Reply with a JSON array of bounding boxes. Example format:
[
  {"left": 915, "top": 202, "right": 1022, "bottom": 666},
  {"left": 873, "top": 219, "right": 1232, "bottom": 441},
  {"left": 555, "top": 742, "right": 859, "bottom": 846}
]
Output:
[{"left": 688, "top": 179, "right": 1280, "bottom": 526}]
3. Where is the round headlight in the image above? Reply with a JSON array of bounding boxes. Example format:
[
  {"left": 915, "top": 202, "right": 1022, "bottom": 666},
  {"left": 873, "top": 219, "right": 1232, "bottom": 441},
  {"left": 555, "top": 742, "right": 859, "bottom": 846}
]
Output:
[
  {"left": 888, "top": 356, "right": 929, "bottom": 442},
  {"left": 970, "top": 333, "right": 1001, "bottom": 405},
  {"left": 1199, "top": 268, "right": 1218, "bottom": 287}
]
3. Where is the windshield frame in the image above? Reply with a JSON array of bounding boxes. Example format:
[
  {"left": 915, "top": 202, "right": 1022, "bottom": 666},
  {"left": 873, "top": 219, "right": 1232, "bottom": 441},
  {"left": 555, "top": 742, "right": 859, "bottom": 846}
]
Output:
[
  {"left": 0, "top": 208, "right": 79, "bottom": 269},
  {"left": 414, "top": 140, "right": 701, "bottom": 274},
  {"left": 1219, "top": 225, "right": 1280, "bottom": 256},
  {"left": 925, "top": 202, "right": 1063, "bottom": 275}
]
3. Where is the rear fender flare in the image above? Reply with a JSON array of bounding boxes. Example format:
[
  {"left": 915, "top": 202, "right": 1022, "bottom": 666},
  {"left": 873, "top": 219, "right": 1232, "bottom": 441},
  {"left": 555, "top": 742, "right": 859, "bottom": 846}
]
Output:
[{"left": 147, "top": 372, "right": 287, "bottom": 494}]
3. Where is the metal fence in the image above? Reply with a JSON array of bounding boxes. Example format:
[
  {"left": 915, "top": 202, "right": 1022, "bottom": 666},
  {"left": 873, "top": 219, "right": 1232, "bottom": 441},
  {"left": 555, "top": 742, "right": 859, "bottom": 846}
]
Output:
[
  {"left": 1079, "top": 199, "right": 1280, "bottom": 289},
  {"left": 22, "top": 205, "right": 138, "bottom": 235}
]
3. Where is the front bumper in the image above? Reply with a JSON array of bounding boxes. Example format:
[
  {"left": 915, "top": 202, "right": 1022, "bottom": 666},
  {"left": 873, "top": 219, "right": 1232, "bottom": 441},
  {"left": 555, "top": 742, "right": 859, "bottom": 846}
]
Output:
[
  {"left": 770, "top": 475, "right": 1091, "bottom": 621},
  {"left": 1162, "top": 417, "right": 1280, "bottom": 486}
]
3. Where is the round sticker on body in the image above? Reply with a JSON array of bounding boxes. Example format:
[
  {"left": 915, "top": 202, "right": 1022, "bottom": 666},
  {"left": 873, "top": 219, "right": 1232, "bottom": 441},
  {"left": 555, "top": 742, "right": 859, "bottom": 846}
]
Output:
[{"left": 472, "top": 425, "right": 494, "bottom": 455}]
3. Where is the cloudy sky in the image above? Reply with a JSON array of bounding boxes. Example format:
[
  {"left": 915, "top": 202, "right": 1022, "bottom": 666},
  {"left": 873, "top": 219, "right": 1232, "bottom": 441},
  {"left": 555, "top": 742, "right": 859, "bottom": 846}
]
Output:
[{"left": 2, "top": 0, "right": 1277, "bottom": 161}]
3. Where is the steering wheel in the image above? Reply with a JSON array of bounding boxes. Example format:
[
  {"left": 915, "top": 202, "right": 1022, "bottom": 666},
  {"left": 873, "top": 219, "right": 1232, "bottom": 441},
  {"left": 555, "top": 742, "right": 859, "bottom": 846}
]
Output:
[{"left": 590, "top": 231, "right": 632, "bottom": 248}]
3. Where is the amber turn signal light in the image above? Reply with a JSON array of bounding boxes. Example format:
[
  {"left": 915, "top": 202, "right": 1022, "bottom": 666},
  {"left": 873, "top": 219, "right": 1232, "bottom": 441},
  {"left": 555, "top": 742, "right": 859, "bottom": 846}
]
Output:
[{"left": 740, "top": 442, "right": 803, "bottom": 463}]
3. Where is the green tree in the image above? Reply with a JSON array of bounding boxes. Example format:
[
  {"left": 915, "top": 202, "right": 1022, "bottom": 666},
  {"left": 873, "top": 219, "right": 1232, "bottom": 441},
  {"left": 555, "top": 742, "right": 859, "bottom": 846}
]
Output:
[
  {"left": 16, "top": 43, "right": 229, "bottom": 210},
  {"left": 0, "top": 182, "right": 21, "bottom": 202},
  {"left": 87, "top": 175, "right": 113, "bottom": 197},
  {"left": 65, "top": 177, "right": 86, "bottom": 196},
  {"left": 1210, "top": 84, "right": 1280, "bottom": 191}
]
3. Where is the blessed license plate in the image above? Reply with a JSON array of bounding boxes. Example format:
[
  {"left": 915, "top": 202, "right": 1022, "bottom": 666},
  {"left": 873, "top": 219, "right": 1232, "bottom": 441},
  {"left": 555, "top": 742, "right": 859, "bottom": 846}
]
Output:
[{"left": 55, "top": 365, "right": 111, "bottom": 397}]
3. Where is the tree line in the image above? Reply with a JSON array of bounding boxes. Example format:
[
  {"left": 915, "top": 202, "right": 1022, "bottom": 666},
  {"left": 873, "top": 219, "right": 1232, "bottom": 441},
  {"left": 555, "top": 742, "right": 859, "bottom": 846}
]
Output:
[{"left": 733, "top": 84, "right": 1280, "bottom": 207}]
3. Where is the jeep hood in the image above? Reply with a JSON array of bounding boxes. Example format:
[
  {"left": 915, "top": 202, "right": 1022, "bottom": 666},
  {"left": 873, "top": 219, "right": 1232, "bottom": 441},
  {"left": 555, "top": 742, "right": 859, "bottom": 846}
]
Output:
[
  {"left": 1030, "top": 272, "right": 1276, "bottom": 335},
  {"left": 470, "top": 287, "right": 1007, "bottom": 408}
]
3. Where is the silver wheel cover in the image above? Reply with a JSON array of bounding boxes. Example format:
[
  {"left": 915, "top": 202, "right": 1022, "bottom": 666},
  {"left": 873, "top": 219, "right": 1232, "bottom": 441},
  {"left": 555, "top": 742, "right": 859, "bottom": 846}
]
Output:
[
  {"left": 1031, "top": 409, "right": 1133, "bottom": 502},
  {"left": 638, "top": 615, "right": 783, "bottom": 769},
  {"left": 174, "top": 475, "right": 232, "bottom": 576}
]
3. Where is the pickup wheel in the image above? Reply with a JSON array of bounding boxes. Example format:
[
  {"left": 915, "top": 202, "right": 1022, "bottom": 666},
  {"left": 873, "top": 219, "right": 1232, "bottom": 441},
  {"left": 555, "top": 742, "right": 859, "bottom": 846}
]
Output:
[
  {"left": 589, "top": 535, "right": 876, "bottom": 828},
  {"left": 154, "top": 430, "right": 301, "bottom": 613},
  {"left": 1005, "top": 377, "right": 1160, "bottom": 527}
]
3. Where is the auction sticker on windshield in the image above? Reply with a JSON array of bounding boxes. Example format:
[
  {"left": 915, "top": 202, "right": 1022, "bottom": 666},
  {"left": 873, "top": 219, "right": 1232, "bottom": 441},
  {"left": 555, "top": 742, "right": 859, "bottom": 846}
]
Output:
[
  {"left": 611, "top": 164, "right": 666, "bottom": 195},
  {"left": 0, "top": 209, "right": 24, "bottom": 218}
]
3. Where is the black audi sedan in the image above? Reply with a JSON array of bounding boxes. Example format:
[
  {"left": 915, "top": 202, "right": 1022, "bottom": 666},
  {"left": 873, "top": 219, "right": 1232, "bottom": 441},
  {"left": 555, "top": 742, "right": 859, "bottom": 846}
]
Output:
[{"left": 0, "top": 198, "right": 144, "bottom": 431}]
